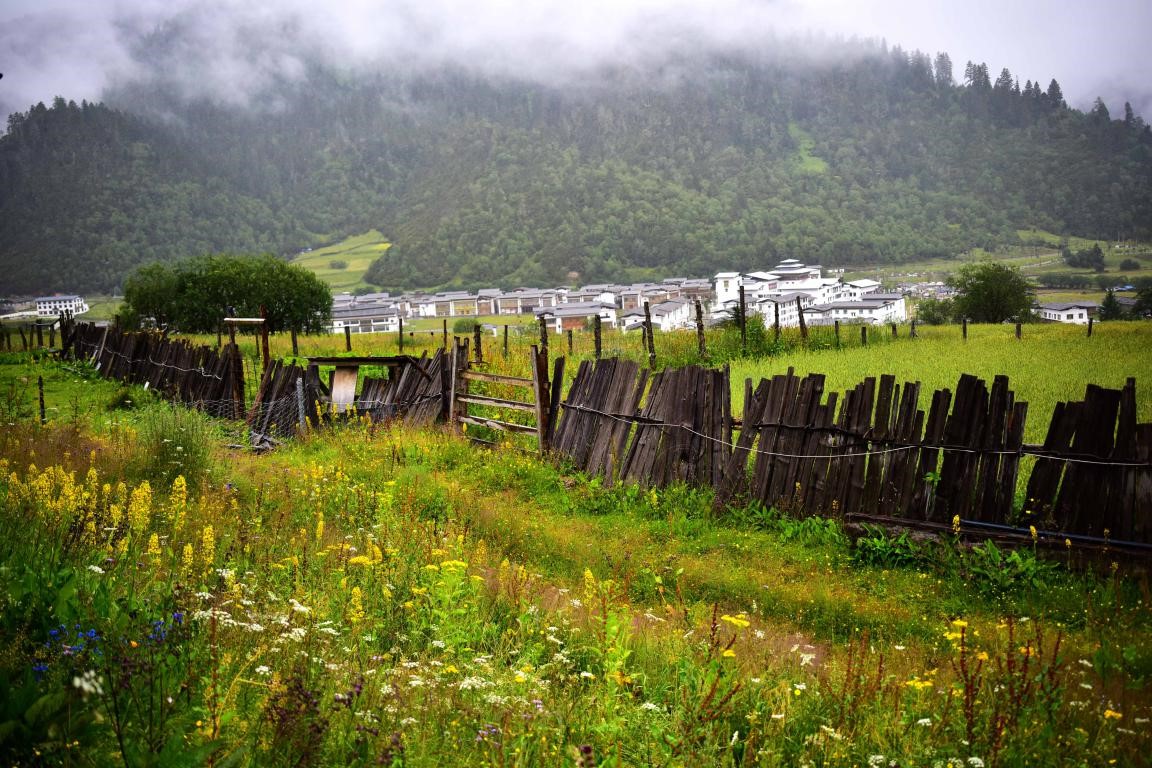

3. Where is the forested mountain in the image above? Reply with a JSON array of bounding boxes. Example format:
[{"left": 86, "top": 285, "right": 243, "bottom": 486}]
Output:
[{"left": 2, "top": 43, "right": 1150, "bottom": 295}]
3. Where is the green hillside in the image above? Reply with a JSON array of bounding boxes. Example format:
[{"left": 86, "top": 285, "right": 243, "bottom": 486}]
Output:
[{"left": 1, "top": 46, "right": 1150, "bottom": 295}]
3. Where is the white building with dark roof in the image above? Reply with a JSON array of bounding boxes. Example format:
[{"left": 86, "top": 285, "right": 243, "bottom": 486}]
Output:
[
  {"left": 1037, "top": 301, "right": 1096, "bottom": 325},
  {"left": 36, "top": 295, "right": 89, "bottom": 317}
]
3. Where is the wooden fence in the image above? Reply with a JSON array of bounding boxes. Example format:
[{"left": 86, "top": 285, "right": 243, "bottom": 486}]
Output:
[
  {"left": 55, "top": 322, "right": 1152, "bottom": 545},
  {"left": 551, "top": 358, "right": 1152, "bottom": 545}
]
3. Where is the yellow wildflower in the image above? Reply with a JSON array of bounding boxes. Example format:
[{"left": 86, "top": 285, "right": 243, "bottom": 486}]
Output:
[
  {"left": 348, "top": 587, "right": 365, "bottom": 625},
  {"left": 1029, "top": 525, "right": 1038, "bottom": 542},
  {"left": 201, "top": 525, "right": 216, "bottom": 568},
  {"left": 1104, "top": 709, "right": 1123, "bottom": 720},
  {"left": 147, "top": 533, "right": 161, "bottom": 557},
  {"left": 952, "top": 515, "right": 960, "bottom": 535},
  {"left": 315, "top": 513, "right": 325, "bottom": 544},
  {"left": 721, "top": 613, "right": 751, "bottom": 629},
  {"left": 722, "top": 648, "right": 737, "bottom": 658},
  {"left": 951, "top": 619, "right": 968, "bottom": 628},
  {"left": 182, "top": 543, "right": 195, "bottom": 575},
  {"left": 127, "top": 481, "right": 152, "bottom": 536},
  {"left": 348, "top": 555, "right": 373, "bottom": 566}
]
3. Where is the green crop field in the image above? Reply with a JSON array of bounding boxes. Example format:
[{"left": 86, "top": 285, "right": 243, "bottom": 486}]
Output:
[{"left": 290, "top": 229, "right": 391, "bottom": 293}]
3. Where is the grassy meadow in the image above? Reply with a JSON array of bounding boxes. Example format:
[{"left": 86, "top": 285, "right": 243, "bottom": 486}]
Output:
[
  {"left": 2, "top": 319, "right": 1152, "bottom": 766},
  {"left": 290, "top": 231, "right": 392, "bottom": 294}
]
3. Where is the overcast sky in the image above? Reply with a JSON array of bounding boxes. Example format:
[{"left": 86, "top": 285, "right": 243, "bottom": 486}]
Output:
[{"left": 1, "top": 0, "right": 1149, "bottom": 119}]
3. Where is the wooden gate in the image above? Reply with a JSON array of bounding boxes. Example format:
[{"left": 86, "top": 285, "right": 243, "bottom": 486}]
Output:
[{"left": 448, "top": 338, "right": 564, "bottom": 454}]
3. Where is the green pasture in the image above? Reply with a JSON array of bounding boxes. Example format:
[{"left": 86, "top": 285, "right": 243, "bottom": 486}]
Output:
[
  {"left": 289, "top": 229, "right": 391, "bottom": 293},
  {"left": 729, "top": 321, "right": 1152, "bottom": 443}
]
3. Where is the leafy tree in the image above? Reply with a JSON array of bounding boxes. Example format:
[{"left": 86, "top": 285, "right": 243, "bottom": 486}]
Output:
[
  {"left": 1063, "top": 244, "right": 1105, "bottom": 271},
  {"left": 122, "top": 254, "right": 330, "bottom": 333},
  {"left": 1135, "top": 286, "right": 1152, "bottom": 318},
  {"left": 1119, "top": 258, "right": 1141, "bottom": 271},
  {"left": 949, "top": 261, "right": 1035, "bottom": 323},
  {"left": 1097, "top": 289, "right": 1125, "bottom": 320},
  {"left": 914, "top": 296, "right": 955, "bottom": 324}
]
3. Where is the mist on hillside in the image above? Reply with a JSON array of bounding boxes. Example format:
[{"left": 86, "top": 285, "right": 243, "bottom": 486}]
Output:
[{"left": 1, "top": 0, "right": 1149, "bottom": 120}]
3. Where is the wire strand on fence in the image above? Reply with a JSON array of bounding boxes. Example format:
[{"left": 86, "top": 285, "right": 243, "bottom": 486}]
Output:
[{"left": 558, "top": 401, "right": 1152, "bottom": 468}]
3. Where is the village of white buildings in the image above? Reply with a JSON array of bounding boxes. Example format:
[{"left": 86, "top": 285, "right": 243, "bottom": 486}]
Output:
[
  {"left": 328, "top": 258, "right": 1104, "bottom": 336},
  {"left": 2, "top": 259, "right": 1107, "bottom": 331}
]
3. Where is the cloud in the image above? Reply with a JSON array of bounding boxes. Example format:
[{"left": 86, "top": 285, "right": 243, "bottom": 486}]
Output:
[{"left": 1, "top": 0, "right": 1149, "bottom": 118}]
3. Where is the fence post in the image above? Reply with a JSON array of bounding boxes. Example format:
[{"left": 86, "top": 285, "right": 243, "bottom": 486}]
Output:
[
  {"left": 962, "top": 317, "right": 968, "bottom": 340},
  {"left": 473, "top": 323, "right": 483, "bottom": 364},
  {"left": 695, "top": 299, "right": 706, "bottom": 358},
  {"left": 217, "top": 325, "right": 223, "bottom": 348},
  {"left": 1015, "top": 322, "right": 1022, "bottom": 340},
  {"left": 567, "top": 328, "right": 574, "bottom": 357},
  {"left": 593, "top": 315, "right": 602, "bottom": 360},
  {"left": 2, "top": 326, "right": 8, "bottom": 351},
  {"left": 834, "top": 320, "right": 841, "bottom": 348},
  {"left": 36, "top": 323, "right": 44, "bottom": 349},
  {"left": 291, "top": 328, "right": 299, "bottom": 357},
  {"left": 538, "top": 316, "right": 549, "bottom": 356},
  {"left": 38, "top": 375, "right": 46, "bottom": 425},
  {"left": 796, "top": 297, "right": 808, "bottom": 341},
  {"left": 398, "top": 315, "right": 404, "bottom": 353},
  {"left": 19, "top": 326, "right": 27, "bottom": 351},
  {"left": 503, "top": 324, "right": 509, "bottom": 358},
  {"left": 49, "top": 325, "right": 56, "bottom": 349},
  {"left": 344, "top": 325, "right": 352, "bottom": 352},
  {"left": 890, "top": 322, "right": 897, "bottom": 338},
  {"left": 295, "top": 376, "right": 307, "bottom": 433},
  {"left": 442, "top": 318, "right": 448, "bottom": 349},
  {"left": 773, "top": 301, "right": 780, "bottom": 341},
  {"left": 643, "top": 301, "right": 656, "bottom": 369},
  {"left": 259, "top": 307, "right": 271, "bottom": 374},
  {"left": 1087, "top": 317, "right": 1094, "bottom": 337},
  {"left": 860, "top": 325, "right": 868, "bottom": 346},
  {"left": 910, "top": 318, "right": 918, "bottom": 339},
  {"left": 738, "top": 285, "right": 747, "bottom": 354}
]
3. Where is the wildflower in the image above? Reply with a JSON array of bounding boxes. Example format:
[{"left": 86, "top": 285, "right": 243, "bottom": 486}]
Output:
[
  {"left": 315, "top": 513, "right": 325, "bottom": 544},
  {"left": 147, "top": 533, "right": 161, "bottom": 557},
  {"left": 1103, "top": 709, "right": 1123, "bottom": 720},
  {"left": 1065, "top": 538, "right": 1072, "bottom": 549},
  {"left": 169, "top": 475, "right": 187, "bottom": 529},
  {"left": 181, "top": 544, "right": 195, "bottom": 575},
  {"left": 722, "top": 649, "right": 737, "bottom": 658},
  {"left": 951, "top": 619, "right": 968, "bottom": 628},
  {"left": 1029, "top": 525, "right": 1038, "bottom": 542},
  {"left": 72, "top": 670, "right": 104, "bottom": 698},
  {"left": 127, "top": 481, "right": 152, "bottom": 536},
  {"left": 348, "top": 555, "right": 373, "bottom": 566},
  {"left": 720, "top": 613, "right": 750, "bottom": 629},
  {"left": 345, "top": 594, "right": 364, "bottom": 626},
  {"left": 952, "top": 515, "right": 961, "bottom": 535},
  {"left": 641, "top": 701, "right": 660, "bottom": 712},
  {"left": 916, "top": 717, "right": 932, "bottom": 726},
  {"left": 87, "top": 564, "right": 105, "bottom": 575},
  {"left": 583, "top": 568, "right": 597, "bottom": 603},
  {"left": 201, "top": 525, "right": 215, "bottom": 568}
]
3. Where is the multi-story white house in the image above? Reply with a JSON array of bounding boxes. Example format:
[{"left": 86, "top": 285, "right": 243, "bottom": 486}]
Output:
[
  {"left": 712, "top": 261, "right": 895, "bottom": 327},
  {"left": 36, "top": 295, "right": 89, "bottom": 317}
]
